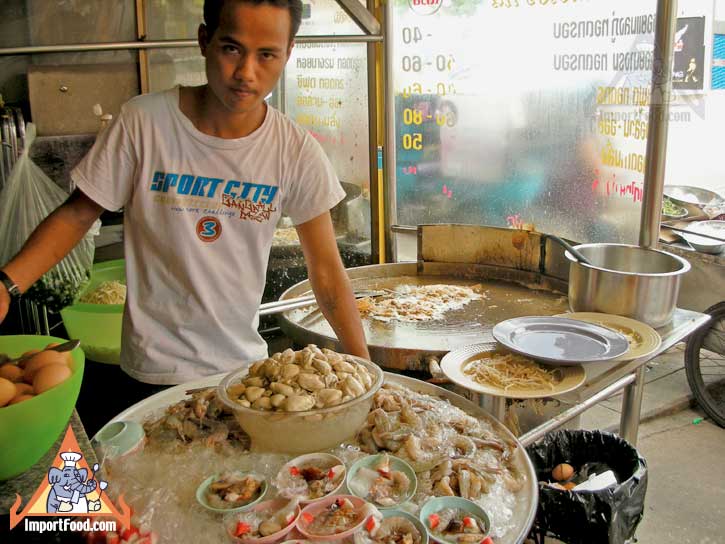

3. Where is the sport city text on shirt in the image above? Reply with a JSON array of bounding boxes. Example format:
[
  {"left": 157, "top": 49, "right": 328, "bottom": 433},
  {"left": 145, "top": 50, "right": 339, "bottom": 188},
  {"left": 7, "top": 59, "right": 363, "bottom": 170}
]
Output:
[{"left": 149, "top": 170, "right": 279, "bottom": 223}]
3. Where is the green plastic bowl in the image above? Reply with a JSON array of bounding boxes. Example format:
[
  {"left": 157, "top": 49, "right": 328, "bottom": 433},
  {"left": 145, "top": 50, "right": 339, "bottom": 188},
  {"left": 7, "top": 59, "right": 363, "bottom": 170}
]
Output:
[
  {"left": 0, "top": 335, "right": 85, "bottom": 480},
  {"left": 419, "top": 496, "right": 491, "bottom": 543},
  {"left": 346, "top": 454, "right": 417, "bottom": 508},
  {"left": 60, "top": 259, "right": 125, "bottom": 364}
]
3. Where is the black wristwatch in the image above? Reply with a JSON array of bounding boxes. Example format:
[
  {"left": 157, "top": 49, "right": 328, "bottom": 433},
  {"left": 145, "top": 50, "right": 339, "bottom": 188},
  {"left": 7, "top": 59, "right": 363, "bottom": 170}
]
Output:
[{"left": 0, "top": 270, "right": 21, "bottom": 299}]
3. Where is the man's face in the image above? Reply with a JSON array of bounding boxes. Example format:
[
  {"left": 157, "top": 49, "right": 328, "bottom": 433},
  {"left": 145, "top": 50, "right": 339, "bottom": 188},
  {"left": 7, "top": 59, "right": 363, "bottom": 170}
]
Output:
[{"left": 200, "top": 1, "right": 293, "bottom": 115}]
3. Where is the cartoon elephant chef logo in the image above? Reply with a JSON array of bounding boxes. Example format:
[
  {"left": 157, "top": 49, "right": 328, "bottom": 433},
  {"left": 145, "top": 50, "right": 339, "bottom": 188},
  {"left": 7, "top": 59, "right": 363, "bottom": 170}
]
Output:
[
  {"left": 9, "top": 425, "right": 131, "bottom": 531},
  {"left": 47, "top": 451, "right": 107, "bottom": 514}
]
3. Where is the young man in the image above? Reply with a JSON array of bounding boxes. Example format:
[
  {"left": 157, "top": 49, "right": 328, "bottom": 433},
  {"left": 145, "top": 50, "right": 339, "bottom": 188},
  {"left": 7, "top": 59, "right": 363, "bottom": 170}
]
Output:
[{"left": 0, "top": 0, "right": 370, "bottom": 386}]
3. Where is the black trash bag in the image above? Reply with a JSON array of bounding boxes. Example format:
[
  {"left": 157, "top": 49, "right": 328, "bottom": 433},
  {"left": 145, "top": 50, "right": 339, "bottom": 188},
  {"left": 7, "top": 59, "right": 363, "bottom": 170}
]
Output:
[{"left": 526, "top": 430, "right": 647, "bottom": 544}]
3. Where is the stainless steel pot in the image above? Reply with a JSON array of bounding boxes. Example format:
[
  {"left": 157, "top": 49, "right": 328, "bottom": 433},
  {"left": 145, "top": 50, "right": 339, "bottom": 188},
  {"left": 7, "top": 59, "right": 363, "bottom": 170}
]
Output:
[{"left": 566, "top": 243, "right": 691, "bottom": 328}]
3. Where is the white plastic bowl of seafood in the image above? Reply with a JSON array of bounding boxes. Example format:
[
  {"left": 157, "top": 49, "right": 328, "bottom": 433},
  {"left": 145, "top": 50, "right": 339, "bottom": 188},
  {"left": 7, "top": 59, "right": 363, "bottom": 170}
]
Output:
[
  {"left": 346, "top": 453, "right": 417, "bottom": 508},
  {"left": 225, "top": 498, "right": 301, "bottom": 543},
  {"left": 355, "top": 509, "right": 429, "bottom": 544},
  {"left": 218, "top": 346, "right": 383, "bottom": 454},
  {"left": 273, "top": 453, "right": 346, "bottom": 503},
  {"left": 297, "top": 495, "right": 375, "bottom": 541}
]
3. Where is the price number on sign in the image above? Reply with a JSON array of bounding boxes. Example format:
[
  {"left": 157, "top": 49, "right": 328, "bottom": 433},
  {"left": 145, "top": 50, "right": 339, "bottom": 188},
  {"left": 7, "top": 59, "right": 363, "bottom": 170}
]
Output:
[
  {"left": 402, "top": 133, "right": 423, "bottom": 150},
  {"left": 403, "top": 109, "right": 423, "bottom": 125},
  {"left": 402, "top": 56, "right": 422, "bottom": 72},
  {"left": 402, "top": 27, "right": 424, "bottom": 44}
]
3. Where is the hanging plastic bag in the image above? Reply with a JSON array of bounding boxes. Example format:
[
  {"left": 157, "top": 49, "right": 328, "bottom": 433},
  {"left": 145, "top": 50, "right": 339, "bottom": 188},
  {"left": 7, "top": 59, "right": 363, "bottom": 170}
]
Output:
[{"left": 0, "top": 123, "right": 98, "bottom": 311}]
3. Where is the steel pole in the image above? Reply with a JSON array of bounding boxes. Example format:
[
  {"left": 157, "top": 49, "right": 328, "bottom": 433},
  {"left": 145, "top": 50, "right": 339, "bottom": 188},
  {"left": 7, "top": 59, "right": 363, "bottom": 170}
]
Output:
[{"left": 639, "top": 0, "right": 678, "bottom": 248}]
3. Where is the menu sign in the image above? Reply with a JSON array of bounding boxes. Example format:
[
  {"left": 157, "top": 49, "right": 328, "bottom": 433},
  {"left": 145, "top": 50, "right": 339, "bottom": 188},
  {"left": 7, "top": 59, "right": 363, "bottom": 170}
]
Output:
[{"left": 391, "top": 0, "right": 661, "bottom": 243}]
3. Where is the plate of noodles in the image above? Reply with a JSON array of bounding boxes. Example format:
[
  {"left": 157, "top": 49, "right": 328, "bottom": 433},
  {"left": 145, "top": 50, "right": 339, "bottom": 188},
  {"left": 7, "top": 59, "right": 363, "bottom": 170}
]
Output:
[
  {"left": 554, "top": 313, "right": 661, "bottom": 362},
  {"left": 441, "top": 343, "right": 586, "bottom": 399}
]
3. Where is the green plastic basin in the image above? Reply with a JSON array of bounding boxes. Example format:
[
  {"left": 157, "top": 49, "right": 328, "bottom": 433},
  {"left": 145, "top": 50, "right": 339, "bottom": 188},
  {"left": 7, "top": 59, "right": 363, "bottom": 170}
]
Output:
[
  {"left": 60, "top": 259, "right": 125, "bottom": 364},
  {"left": 0, "top": 335, "right": 85, "bottom": 480}
]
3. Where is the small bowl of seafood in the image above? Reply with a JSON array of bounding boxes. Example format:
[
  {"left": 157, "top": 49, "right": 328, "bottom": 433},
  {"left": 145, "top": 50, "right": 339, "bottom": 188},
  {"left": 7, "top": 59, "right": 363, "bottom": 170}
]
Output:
[
  {"left": 346, "top": 453, "right": 417, "bottom": 508},
  {"left": 354, "top": 509, "right": 429, "bottom": 544},
  {"left": 297, "top": 495, "right": 374, "bottom": 541},
  {"left": 197, "top": 471, "right": 267, "bottom": 514},
  {"left": 218, "top": 346, "right": 384, "bottom": 454},
  {"left": 274, "top": 453, "right": 346, "bottom": 503},
  {"left": 419, "top": 497, "right": 491, "bottom": 544},
  {"left": 226, "top": 498, "right": 301, "bottom": 544}
]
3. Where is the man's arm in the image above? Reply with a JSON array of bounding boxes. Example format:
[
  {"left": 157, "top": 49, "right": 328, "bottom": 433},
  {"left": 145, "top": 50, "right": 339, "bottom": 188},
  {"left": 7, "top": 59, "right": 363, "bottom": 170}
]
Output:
[
  {"left": 296, "top": 212, "right": 370, "bottom": 360},
  {"left": 0, "top": 188, "right": 105, "bottom": 322}
]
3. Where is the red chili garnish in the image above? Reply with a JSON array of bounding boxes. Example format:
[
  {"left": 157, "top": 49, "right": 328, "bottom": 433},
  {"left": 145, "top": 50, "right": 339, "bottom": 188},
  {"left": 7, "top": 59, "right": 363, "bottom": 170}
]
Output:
[
  {"left": 289, "top": 466, "right": 300, "bottom": 476},
  {"left": 428, "top": 513, "right": 440, "bottom": 529},
  {"left": 327, "top": 468, "right": 335, "bottom": 480},
  {"left": 377, "top": 469, "right": 391, "bottom": 478},
  {"left": 481, "top": 537, "right": 494, "bottom": 544},
  {"left": 365, "top": 516, "right": 377, "bottom": 532},
  {"left": 335, "top": 498, "right": 344, "bottom": 507},
  {"left": 120, "top": 527, "right": 139, "bottom": 541},
  {"left": 302, "top": 512, "right": 315, "bottom": 524},
  {"left": 234, "top": 521, "right": 251, "bottom": 537},
  {"left": 463, "top": 516, "right": 475, "bottom": 528}
]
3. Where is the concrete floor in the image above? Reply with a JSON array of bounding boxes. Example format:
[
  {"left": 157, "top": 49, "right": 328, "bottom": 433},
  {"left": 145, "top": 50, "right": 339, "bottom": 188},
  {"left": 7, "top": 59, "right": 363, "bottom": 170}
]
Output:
[{"left": 634, "top": 407, "right": 725, "bottom": 543}]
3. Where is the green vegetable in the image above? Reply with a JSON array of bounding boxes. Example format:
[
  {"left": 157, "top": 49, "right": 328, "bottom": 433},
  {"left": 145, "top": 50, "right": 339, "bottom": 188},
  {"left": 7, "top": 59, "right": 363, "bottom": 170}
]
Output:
[{"left": 662, "top": 198, "right": 687, "bottom": 217}]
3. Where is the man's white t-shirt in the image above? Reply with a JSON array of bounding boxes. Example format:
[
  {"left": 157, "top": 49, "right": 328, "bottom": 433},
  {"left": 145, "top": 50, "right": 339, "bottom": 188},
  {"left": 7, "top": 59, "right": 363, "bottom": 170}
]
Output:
[{"left": 72, "top": 87, "right": 345, "bottom": 384}]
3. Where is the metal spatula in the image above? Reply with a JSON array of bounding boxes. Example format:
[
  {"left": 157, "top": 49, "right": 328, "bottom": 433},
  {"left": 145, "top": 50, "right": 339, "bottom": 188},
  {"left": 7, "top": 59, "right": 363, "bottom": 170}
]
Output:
[{"left": 259, "top": 290, "right": 387, "bottom": 316}]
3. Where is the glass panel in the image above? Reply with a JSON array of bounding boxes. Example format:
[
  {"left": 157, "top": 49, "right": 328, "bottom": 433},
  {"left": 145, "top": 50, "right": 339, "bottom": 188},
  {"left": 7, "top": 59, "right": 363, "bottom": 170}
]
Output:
[
  {"left": 144, "top": 0, "right": 202, "bottom": 40},
  {"left": 284, "top": 43, "right": 371, "bottom": 238},
  {"left": 392, "top": 0, "right": 658, "bottom": 244},
  {"left": 297, "top": 0, "right": 366, "bottom": 36},
  {"left": 148, "top": 48, "right": 206, "bottom": 92}
]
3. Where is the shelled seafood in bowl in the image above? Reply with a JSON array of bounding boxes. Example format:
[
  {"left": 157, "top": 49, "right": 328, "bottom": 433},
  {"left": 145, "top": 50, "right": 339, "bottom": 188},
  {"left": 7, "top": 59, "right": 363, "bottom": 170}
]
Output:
[
  {"left": 274, "top": 453, "right": 346, "bottom": 502},
  {"left": 222, "top": 346, "right": 378, "bottom": 412},
  {"left": 218, "top": 345, "right": 384, "bottom": 453},
  {"left": 347, "top": 453, "right": 416, "bottom": 508},
  {"left": 355, "top": 509, "right": 428, "bottom": 544},
  {"left": 420, "top": 497, "right": 491, "bottom": 544},
  {"left": 297, "top": 495, "right": 373, "bottom": 540},
  {"left": 197, "top": 471, "right": 266, "bottom": 513},
  {"left": 226, "top": 498, "right": 301, "bottom": 543}
]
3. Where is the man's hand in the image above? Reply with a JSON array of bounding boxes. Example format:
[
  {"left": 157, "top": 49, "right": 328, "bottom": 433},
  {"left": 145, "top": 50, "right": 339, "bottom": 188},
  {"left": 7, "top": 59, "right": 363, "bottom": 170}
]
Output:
[
  {"left": 296, "top": 211, "right": 370, "bottom": 360},
  {"left": 0, "top": 189, "right": 104, "bottom": 326},
  {"left": 0, "top": 286, "right": 9, "bottom": 324}
]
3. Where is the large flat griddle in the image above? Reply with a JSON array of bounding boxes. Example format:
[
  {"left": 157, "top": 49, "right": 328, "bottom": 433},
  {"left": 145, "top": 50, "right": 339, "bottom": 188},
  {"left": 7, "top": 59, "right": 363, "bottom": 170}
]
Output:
[{"left": 278, "top": 262, "right": 569, "bottom": 370}]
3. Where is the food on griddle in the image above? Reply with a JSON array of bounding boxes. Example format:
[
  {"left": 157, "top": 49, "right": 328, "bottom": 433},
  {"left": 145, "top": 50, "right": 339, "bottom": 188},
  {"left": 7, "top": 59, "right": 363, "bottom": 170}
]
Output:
[
  {"left": 356, "top": 284, "right": 483, "bottom": 323},
  {"left": 275, "top": 454, "right": 346, "bottom": 501},
  {"left": 463, "top": 353, "right": 563, "bottom": 392},
  {"left": 348, "top": 454, "right": 412, "bottom": 507},
  {"left": 205, "top": 472, "right": 264, "bottom": 509},
  {"left": 301, "top": 497, "right": 366, "bottom": 536},
  {"left": 426, "top": 509, "right": 488, "bottom": 543},
  {"left": 225, "top": 345, "right": 375, "bottom": 412},
  {"left": 272, "top": 227, "right": 300, "bottom": 246},
  {"left": 79, "top": 280, "right": 127, "bottom": 304},
  {"left": 357, "top": 515, "right": 423, "bottom": 544},
  {"left": 230, "top": 498, "right": 300, "bottom": 538}
]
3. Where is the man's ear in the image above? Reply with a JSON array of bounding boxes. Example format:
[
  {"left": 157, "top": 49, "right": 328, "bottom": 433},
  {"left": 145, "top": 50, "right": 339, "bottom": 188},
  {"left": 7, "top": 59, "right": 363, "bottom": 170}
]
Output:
[{"left": 199, "top": 23, "right": 210, "bottom": 57}]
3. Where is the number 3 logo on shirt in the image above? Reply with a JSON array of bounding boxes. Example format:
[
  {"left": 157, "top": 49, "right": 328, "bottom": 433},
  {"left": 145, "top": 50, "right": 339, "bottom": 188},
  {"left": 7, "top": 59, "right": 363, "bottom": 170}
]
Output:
[{"left": 196, "top": 216, "right": 222, "bottom": 243}]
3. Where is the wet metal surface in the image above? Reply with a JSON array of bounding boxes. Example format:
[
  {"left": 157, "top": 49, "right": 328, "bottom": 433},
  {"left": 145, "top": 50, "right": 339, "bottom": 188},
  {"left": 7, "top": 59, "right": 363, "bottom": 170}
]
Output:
[{"left": 278, "top": 263, "right": 569, "bottom": 370}]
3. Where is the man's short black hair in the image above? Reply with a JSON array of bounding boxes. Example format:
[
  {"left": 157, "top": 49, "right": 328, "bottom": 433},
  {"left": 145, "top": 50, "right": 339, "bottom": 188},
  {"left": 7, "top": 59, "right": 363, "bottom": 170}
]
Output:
[{"left": 204, "top": 0, "right": 303, "bottom": 42}]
